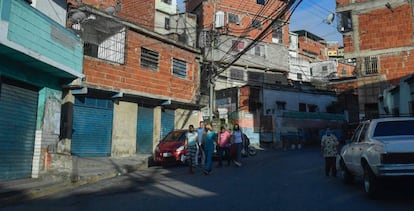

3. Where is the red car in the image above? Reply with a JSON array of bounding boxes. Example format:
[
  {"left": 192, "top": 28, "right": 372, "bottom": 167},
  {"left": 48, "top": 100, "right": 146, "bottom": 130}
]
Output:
[{"left": 153, "top": 129, "right": 188, "bottom": 165}]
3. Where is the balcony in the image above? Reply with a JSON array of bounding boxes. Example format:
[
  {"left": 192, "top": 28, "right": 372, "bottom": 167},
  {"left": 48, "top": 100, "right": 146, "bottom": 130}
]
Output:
[{"left": 0, "top": 0, "right": 83, "bottom": 81}]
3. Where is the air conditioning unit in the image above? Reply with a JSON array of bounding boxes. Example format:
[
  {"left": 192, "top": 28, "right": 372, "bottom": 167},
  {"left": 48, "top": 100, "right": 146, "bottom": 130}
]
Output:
[{"left": 215, "top": 11, "right": 224, "bottom": 28}]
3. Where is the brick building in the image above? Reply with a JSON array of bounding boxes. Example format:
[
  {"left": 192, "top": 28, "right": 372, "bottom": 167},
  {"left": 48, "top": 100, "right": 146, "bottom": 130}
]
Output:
[
  {"left": 63, "top": 1, "right": 203, "bottom": 157},
  {"left": 292, "top": 30, "right": 327, "bottom": 62},
  {"left": 336, "top": 0, "right": 414, "bottom": 119}
]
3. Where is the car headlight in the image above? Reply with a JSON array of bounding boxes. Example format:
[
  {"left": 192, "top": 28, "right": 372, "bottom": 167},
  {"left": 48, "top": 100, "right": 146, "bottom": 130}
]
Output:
[{"left": 176, "top": 146, "right": 184, "bottom": 152}]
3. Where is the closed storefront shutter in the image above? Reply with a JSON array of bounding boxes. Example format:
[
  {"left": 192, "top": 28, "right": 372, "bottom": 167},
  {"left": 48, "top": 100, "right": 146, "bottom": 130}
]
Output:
[
  {"left": 136, "top": 106, "right": 154, "bottom": 154},
  {"left": 161, "top": 109, "right": 174, "bottom": 139},
  {"left": 72, "top": 97, "right": 113, "bottom": 157},
  {"left": 0, "top": 83, "right": 38, "bottom": 181}
]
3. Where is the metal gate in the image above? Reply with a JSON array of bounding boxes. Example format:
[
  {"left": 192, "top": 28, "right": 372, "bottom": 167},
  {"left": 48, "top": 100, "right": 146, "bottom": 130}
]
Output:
[
  {"left": 136, "top": 106, "right": 154, "bottom": 154},
  {"left": 72, "top": 97, "right": 113, "bottom": 157},
  {"left": 161, "top": 109, "right": 174, "bottom": 139},
  {"left": 0, "top": 83, "right": 38, "bottom": 181}
]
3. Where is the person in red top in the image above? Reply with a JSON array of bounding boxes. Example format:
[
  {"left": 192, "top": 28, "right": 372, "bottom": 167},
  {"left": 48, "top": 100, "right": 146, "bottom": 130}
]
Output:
[{"left": 217, "top": 126, "right": 232, "bottom": 167}]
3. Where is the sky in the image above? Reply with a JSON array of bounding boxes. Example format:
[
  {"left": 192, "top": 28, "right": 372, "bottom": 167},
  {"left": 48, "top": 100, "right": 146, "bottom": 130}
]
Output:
[{"left": 177, "top": 0, "right": 343, "bottom": 46}]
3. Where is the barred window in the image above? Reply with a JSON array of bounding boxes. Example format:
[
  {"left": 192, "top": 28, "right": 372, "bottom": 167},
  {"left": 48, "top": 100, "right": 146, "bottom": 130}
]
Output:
[
  {"left": 141, "top": 48, "right": 159, "bottom": 71},
  {"left": 165, "top": 17, "right": 170, "bottom": 30},
  {"left": 251, "top": 19, "right": 262, "bottom": 30},
  {"left": 228, "top": 13, "right": 240, "bottom": 25},
  {"left": 230, "top": 68, "right": 244, "bottom": 80},
  {"left": 254, "top": 44, "right": 265, "bottom": 57},
  {"left": 172, "top": 58, "right": 187, "bottom": 78},
  {"left": 364, "top": 56, "right": 378, "bottom": 75},
  {"left": 272, "top": 20, "right": 283, "bottom": 44},
  {"left": 84, "top": 28, "right": 126, "bottom": 64}
]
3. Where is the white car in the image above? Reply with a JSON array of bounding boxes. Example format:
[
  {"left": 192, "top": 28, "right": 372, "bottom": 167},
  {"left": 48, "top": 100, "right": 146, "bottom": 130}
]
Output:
[{"left": 338, "top": 117, "right": 414, "bottom": 197}]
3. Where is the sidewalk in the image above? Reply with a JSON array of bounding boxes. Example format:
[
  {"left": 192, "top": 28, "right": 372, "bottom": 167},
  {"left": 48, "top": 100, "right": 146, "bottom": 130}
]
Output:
[{"left": 0, "top": 153, "right": 151, "bottom": 207}]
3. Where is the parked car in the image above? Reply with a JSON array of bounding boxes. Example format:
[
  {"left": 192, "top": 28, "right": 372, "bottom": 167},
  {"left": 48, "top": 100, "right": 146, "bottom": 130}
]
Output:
[
  {"left": 153, "top": 129, "right": 188, "bottom": 166},
  {"left": 337, "top": 117, "right": 414, "bottom": 197}
]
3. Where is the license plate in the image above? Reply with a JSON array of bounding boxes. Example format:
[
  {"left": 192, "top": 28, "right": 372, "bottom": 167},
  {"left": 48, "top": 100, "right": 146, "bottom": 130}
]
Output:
[{"left": 163, "top": 152, "right": 172, "bottom": 157}]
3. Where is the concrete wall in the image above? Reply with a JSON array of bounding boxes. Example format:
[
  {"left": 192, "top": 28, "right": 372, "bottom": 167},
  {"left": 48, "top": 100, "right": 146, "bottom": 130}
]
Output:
[
  {"left": 174, "top": 109, "right": 201, "bottom": 130},
  {"left": 112, "top": 101, "right": 137, "bottom": 157},
  {"left": 153, "top": 107, "right": 162, "bottom": 147}
]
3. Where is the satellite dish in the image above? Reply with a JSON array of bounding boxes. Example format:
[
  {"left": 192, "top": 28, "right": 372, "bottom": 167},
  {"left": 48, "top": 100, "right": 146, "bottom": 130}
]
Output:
[
  {"left": 105, "top": 6, "right": 116, "bottom": 15},
  {"left": 70, "top": 11, "right": 86, "bottom": 23},
  {"left": 325, "top": 13, "right": 335, "bottom": 25}
]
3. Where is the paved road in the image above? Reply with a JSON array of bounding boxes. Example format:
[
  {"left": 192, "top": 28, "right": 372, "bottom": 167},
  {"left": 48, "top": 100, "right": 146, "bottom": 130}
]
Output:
[{"left": 3, "top": 147, "right": 414, "bottom": 211}]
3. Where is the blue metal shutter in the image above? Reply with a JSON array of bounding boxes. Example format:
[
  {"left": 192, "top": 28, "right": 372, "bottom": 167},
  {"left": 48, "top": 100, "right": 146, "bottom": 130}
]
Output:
[
  {"left": 161, "top": 109, "right": 174, "bottom": 139},
  {"left": 0, "top": 83, "right": 37, "bottom": 181},
  {"left": 72, "top": 97, "right": 113, "bottom": 157},
  {"left": 136, "top": 106, "right": 153, "bottom": 154}
]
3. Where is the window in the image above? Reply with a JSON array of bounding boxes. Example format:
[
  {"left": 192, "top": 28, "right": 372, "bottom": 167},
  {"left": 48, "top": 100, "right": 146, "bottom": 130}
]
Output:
[
  {"left": 308, "top": 104, "right": 318, "bottom": 112},
  {"left": 272, "top": 20, "right": 283, "bottom": 44},
  {"left": 337, "top": 11, "right": 352, "bottom": 32},
  {"left": 251, "top": 19, "right": 262, "bottom": 30},
  {"left": 310, "top": 67, "right": 313, "bottom": 76},
  {"left": 141, "top": 48, "right": 159, "bottom": 71},
  {"left": 254, "top": 44, "right": 265, "bottom": 57},
  {"left": 256, "top": 0, "right": 265, "bottom": 5},
  {"left": 172, "top": 58, "right": 187, "bottom": 78},
  {"left": 276, "top": 101, "right": 286, "bottom": 110},
  {"left": 322, "top": 66, "right": 328, "bottom": 72},
  {"left": 162, "top": 0, "right": 171, "bottom": 4},
  {"left": 165, "top": 17, "right": 170, "bottom": 30},
  {"left": 231, "top": 40, "right": 244, "bottom": 52},
  {"left": 228, "top": 13, "right": 240, "bottom": 25},
  {"left": 297, "top": 73, "right": 302, "bottom": 80},
  {"left": 342, "top": 68, "right": 347, "bottom": 75},
  {"left": 230, "top": 68, "right": 244, "bottom": 80},
  {"left": 364, "top": 56, "right": 378, "bottom": 75},
  {"left": 299, "top": 103, "right": 306, "bottom": 112},
  {"left": 84, "top": 28, "right": 126, "bottom": 64}
]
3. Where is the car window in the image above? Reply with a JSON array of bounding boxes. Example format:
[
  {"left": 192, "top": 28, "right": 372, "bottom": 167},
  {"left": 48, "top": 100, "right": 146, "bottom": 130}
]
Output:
[
  {"left": 350, "top": 123, "right": 363, "bottom": 143},
  {"left": 163, "top": 131, "right": 186, "bottom": 142},
  {"left": 373, "top": 120, "right": 414, "bottom": 137},
  {"left": 357, "top": 123, "right": 369, "bottom": 143}
]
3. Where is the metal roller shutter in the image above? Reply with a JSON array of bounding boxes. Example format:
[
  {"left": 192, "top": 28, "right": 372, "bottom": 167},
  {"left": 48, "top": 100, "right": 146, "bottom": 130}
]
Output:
[
  {"left": 161, "top": 109, "right": 174, "bottom": 139},
  {"left": 72, "top": 97, "right": 113, "bottom": 157},
  {"left": 0, "top": 83, "right": 38, "bottom": 181},
  {"left": 136, "top": 106, "right": 154, "bottom": 154}
]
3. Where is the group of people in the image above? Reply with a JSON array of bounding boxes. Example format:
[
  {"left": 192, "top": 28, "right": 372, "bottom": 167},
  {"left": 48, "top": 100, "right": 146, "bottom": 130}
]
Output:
[{"left": 184, "top": 121, "right": 247, "bottom": 175}]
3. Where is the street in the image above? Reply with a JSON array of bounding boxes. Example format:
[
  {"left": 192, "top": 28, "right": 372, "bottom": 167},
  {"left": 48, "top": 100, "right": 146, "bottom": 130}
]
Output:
[{"left": 2, "top": 147, "right": 414, "bottom": 211}]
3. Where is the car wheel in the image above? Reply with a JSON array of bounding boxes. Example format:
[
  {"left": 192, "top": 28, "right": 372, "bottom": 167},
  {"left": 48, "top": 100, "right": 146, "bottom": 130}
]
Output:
[
  {"left": 248, "top": 146, "right": 257, "bottom": 156},
  {"left": 339, "top": 159, "right": 354, "bottom": 184},
  {"left": 363, "top": 164, "right": 379, "bottom": 198}
]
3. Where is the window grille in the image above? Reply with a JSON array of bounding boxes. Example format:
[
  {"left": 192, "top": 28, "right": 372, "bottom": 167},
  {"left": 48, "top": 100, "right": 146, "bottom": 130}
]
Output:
[
  {"left": 165, "top": 17, "right": 170, "bottom": 30},
  {"left": 231, "top": 40, "right": 244, "bottom": 52},
  {"left": 230, "top": 68, "right": 244, "bottom": 80},
  {"left": 364, "top": 56, "right": 378, "bottom": 75},
  {"left": 297, "top": 73, "right": 302, "bottom": 80},
  {"left": 228, "top": 13, "right": 240, "bottom": 25},
  {"left": 84, "top": 28, "right": 126, "bottom": 64},
  {"left": 172, "top": 58, "right": 187, "bottom": 78},
  {"left": 141, "top": 48, "right": 159, "bottom": 71},
  {"left": 272, "top": 20, "right": 283, "bottom": 44},
  {"left": 254, "top": 44, "right": 264, "bottom": 57},
  {"left": 251, "top": 19, "right": 262, "bottom": 30}
]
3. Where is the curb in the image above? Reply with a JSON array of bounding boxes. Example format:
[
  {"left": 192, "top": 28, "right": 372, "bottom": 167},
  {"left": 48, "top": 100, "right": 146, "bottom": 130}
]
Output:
[{"left": 0, "top": 159, "right": 149, "bottom": 207}]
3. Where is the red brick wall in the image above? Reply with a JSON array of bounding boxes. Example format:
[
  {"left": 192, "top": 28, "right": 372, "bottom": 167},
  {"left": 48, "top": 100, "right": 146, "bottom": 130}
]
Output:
[
  {"left": 358, "top": 5, "right": 413, "bottom": 51},
  {"left": 67, "top": 0, "right": 155, "bottom": 30},
  {"left": 343, "top": 35, "right": 354, "bottom": 53},
  {"left": 337, "top": 62, "right": 355, "bottom": 77},
  {"left": 336, "top": 0, "right": 351, "bottom": 7},
  {"left": 297, "top": 36, "right": 327, "bottom": 61},
  {"left": 83, "top": 30, "right": 200, "bottom": 102},
  {"left": 196, "top": 0, "right": 289, "bottom": 44},
  {"left": 380, "top": 51, "right": 414, "bottom": 85}
]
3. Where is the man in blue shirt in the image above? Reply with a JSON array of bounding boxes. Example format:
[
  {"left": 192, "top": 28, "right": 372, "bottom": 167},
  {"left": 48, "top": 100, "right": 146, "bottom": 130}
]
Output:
[{"left": 195, "top": 121, "right": 205, "bottom": 167}]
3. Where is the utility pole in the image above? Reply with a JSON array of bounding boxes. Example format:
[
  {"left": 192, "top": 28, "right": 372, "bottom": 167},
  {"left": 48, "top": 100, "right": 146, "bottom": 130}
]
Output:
[{"left": 208, "top": 0, "right": 216, "bottom": 122}]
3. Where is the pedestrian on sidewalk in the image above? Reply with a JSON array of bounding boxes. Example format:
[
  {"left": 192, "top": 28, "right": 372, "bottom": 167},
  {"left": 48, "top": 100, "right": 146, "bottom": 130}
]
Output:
[
  {"left": 321, "top": 128, "right": 339, "bottom": 177},
  {"left": 217, "top": 126, "right": 231, "bottom": 167},
  {"left": 203, "top": 123, "right": 217, "bottom": 175},
  {"left": 185, "top": 124, "right": 198, "bottom": 174},
  {"left": 231, "top": 124, "right": 244, "bottom": 167},
  {"left": 195, "top": 121, "right": 205, "bottom": 167}
]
